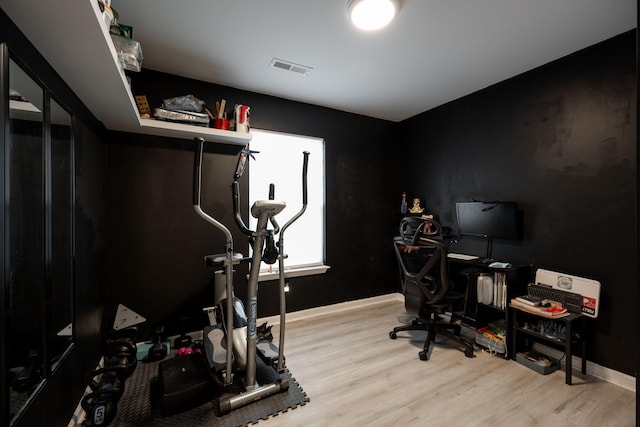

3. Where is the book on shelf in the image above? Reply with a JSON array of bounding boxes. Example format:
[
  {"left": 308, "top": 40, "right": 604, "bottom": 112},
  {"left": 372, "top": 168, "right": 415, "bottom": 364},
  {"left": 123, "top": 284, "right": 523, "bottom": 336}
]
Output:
[
  {"left": 509, "top": 298, "right": 569, "bottom": 318},
  {"left": 543, "top": 305, "right": 567, "bottom": 315},
  {"left": 514, "top": 294, "right": 542, "bottom": 306}
]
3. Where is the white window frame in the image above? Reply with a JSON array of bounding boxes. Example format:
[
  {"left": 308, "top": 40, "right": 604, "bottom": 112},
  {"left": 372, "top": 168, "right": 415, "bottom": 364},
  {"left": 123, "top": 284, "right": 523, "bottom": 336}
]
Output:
[{"left": 248, "top": 129, "right": 329, "bottom": 280}]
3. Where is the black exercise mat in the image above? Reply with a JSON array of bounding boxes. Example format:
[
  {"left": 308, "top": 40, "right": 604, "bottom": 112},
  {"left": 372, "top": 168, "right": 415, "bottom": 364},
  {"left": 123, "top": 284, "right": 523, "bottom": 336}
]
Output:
[{"left": 111, "top": 357, "right": 309, "bottom": 426}]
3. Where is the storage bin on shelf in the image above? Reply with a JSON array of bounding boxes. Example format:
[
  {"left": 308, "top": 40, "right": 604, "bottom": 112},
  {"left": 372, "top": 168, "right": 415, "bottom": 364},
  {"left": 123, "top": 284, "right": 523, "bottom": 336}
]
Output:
[
  {"left": 110, "top": 34, "right": 143, "bottom": 72},
  {"left": 515, "top": 350, "right": 560, "bottom": 375}
]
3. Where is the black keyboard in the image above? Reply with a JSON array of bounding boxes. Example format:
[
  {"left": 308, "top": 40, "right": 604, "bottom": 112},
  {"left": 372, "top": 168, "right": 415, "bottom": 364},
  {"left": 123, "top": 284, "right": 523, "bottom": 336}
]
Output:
[{"left": 527, "top": 283, "right": 583, "bottom": 314}]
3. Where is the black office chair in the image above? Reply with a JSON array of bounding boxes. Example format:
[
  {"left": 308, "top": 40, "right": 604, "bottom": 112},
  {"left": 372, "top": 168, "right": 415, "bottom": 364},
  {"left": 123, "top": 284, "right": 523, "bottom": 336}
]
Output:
[{"left": 389, "top": 216, "right": 475, "bottom": 360}]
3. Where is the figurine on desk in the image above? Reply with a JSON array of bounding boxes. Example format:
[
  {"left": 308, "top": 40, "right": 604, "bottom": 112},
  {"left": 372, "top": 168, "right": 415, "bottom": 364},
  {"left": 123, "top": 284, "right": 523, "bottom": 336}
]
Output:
[
  {"left": 407, "top": 199, "right": 430, "bottom": 236},
  {"left": 409, "top": 198, "right": 425, "bottom": 214}
]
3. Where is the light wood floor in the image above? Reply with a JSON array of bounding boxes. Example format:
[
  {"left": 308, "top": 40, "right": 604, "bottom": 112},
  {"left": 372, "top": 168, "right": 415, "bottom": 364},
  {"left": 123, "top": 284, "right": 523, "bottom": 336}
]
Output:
[{"left": 259, "top": 299, "right": 635, "bottom": 427}]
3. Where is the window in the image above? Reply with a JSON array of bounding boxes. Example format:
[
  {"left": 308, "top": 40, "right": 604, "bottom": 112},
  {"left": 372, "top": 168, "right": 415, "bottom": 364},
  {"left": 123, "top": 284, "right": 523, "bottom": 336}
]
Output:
[{"left": 248, "top": 129, "right": 327, "bottom": 278}]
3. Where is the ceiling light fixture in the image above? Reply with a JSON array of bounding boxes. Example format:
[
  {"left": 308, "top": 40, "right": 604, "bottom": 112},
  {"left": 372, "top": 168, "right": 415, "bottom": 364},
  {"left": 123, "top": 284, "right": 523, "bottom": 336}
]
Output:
[{"left": 347, "top": 0, "right": 399, "bottom": 31}]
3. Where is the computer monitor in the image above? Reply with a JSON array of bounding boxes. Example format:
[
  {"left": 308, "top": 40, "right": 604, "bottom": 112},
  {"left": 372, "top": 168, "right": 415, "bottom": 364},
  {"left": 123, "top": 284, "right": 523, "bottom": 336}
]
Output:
[{"left": 455, "top": 201, "right": 518, "bottom": 240}]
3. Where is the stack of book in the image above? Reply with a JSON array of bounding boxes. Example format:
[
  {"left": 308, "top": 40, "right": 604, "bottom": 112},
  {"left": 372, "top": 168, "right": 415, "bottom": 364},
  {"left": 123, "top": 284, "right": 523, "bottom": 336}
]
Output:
[{"left": 510, "top": 295, "right": 569, "bottom": 318}]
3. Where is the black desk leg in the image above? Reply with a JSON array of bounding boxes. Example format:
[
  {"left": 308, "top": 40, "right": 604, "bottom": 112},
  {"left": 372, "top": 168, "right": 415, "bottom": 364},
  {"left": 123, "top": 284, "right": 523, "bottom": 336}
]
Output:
[
  {"left": 565, "top": 319, "right": 572, "bottom": 385},
  {"left": 509, "top": 309, "right": 516, "bottom": 360},
  {"left": 581, "top": 317, "right": 587, "bottom": 375}
]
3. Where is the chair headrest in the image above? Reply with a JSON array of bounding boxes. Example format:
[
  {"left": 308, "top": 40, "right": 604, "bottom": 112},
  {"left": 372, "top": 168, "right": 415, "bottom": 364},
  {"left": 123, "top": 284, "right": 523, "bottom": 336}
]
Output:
[{"left": 398, "top": 216, "right": 442, "bottom": 247}]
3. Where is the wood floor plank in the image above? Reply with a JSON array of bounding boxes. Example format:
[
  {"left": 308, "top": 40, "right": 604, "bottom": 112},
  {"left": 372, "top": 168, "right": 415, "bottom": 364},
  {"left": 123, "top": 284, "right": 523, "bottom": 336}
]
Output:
[{"left": 258, "top": 299, "right": 635, "bottom": 427}]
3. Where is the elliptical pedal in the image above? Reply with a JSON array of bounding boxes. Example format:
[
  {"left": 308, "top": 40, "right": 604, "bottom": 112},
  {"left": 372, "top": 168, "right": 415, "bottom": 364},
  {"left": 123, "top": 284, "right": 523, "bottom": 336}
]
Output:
[
  {"left": 256, "top": 340, "right": 281, "bottom": 368},
  {"left": 203, "top": 324, "right": 231, "bottom": 371}
]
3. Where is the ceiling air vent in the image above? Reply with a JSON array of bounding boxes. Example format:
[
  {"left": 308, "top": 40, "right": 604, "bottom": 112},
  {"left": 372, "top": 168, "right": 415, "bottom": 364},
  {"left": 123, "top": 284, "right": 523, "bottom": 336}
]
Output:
[{"left": 269, "top": 58, "right": 313, "bottom": 76}]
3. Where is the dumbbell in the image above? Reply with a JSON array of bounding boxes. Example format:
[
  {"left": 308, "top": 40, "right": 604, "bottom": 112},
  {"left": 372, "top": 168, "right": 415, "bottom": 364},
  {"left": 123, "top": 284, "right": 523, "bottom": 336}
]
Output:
[
  {"left": 177, "top": 346, "right": 202, "bottom": 356},
  {"left": 147, "top": 326, "right": 167, "bottom": 361},
  {"left": 81, "top": 388, "right": 120, "bottom": 426},
  {"left": 87, "top": 366, "right": 126, "bottom": 404},
  {"left": 11, "top": 349, "right": 42, "bottom": 393},
  {"left": 82, "top": 366, "right": 126, "bottom": 426},
  {"left": 103, "top": 338, "right": 137, "bottom": 380}
]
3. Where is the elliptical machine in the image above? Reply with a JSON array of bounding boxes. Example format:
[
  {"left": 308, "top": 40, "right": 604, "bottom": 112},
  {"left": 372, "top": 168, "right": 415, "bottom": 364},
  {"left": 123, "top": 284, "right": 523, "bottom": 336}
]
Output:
[{"left": 192, "top": 137, "right": 309, "bottom": 413}]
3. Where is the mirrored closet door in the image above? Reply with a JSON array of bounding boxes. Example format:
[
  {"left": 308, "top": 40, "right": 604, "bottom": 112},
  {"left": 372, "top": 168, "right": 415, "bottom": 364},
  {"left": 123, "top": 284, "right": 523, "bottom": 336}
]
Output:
[{"left": 3, "top": 47, "right": 75, "bottom": 425}]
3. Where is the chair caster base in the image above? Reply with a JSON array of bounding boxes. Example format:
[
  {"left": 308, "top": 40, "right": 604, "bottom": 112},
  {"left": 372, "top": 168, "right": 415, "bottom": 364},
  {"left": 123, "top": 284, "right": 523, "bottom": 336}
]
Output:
[
  {"left": 464, "top": 348, "right": 475, "bottom": 358},
  {"left": 419, "top": 351, "right": 429, "bottom": 361},
  {"left": 389, "top": 331, "right": 397, "bottom": 339}
]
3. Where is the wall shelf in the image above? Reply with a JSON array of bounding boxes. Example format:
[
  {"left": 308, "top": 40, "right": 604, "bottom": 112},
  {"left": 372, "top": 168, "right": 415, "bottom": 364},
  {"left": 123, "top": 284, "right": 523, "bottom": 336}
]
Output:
[
  {"left": 0, "top": 0, "right": 251, "bottom": 146},
  {"left": 138, "top": 118, "right": 251, "bottom": 145}
]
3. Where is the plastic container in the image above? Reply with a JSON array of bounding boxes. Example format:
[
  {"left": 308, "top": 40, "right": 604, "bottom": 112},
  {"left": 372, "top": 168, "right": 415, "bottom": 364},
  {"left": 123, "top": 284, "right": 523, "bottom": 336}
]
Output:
[
  {"left": 475, "top": 331, "right": 506, "bottom": 353},
  {"left": 515, "top": 351, "right": 560, "bottom": 375},
  {"left": 110, "top": 34, "right": 143, "bottom": 72},
  {"left": 477, "top": 273, "right": 493, "bottom": 305}
]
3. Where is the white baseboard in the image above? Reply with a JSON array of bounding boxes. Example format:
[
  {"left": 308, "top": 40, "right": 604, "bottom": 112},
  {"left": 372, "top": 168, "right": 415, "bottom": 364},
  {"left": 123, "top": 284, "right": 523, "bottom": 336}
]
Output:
[
  {"left": 581, "top": 356, "right": 636, "bottom": 391},
  {"left": 262, "top": 292, "right": 635, "bottom": 392},
  {"left": 259, "top": 292, "right": 403, "bottom": 327},
  {"left": 533, "top": 341, "right": 636, "bottom": 391}
]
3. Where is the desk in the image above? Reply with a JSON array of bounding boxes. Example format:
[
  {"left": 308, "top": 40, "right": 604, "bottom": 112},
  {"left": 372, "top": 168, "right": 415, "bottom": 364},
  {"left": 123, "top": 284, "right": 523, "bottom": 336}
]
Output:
[
  {"left": 510, "top": 306, "right": 586, "bottom": 385},
  {"left": 395, "top": 240, "right": 531, "bottom": 357}
]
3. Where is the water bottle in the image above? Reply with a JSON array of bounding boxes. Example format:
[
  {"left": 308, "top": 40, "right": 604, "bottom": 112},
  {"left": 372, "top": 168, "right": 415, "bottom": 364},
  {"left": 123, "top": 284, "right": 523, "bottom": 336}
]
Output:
[{"left": 400, "top": 192, "right": 408, "bottom": 214}]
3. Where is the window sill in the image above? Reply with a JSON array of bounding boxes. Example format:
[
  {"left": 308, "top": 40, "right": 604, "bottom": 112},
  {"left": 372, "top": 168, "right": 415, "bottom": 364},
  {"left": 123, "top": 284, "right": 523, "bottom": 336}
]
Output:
[{"left": 257, "top": 265, "right": 331, "bottom": 282}]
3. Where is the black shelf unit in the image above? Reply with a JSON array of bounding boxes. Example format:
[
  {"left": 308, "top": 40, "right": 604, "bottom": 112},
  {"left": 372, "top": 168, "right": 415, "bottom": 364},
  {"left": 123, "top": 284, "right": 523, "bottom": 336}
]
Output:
[
  {"left": 448, "top": 261, "right": 531, "bottom": 358},
  {"left": 510, "top": 308, "right": 586, "bottom": 385}
]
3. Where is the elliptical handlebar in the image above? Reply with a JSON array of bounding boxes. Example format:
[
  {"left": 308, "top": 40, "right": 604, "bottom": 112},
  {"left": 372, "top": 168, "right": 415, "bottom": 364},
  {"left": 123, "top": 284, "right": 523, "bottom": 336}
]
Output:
[
  {"left": 192, "top": 136, "right": 237, "bottom": 384},
  {"left": 232, "top": 180, "right": 253, "bottom": 235},
  {"left": 232, "top": 145, "right": 256, "bottom": 235},
  {"left": 275, "top": 150, "right": 310, "bottom": 372},
  {"left": 302, "top": 151, "right": 309, "bottom": 206},
  {"left": 280, "top": 151, "right": 310, "bottom": 234},
  {"left": 192, "top": 137, "right": 205, "bottom": 207},
  {"left": 192, "top": 137, "right": 233, "bottom": 241}
]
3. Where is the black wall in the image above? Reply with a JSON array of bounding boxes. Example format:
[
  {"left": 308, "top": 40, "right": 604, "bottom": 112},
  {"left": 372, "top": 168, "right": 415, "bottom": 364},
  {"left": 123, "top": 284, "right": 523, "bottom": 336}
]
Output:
[
  {"left": 105, "top": 70, "right": 401, "bottom": 339},
  {"left": 398, "top": 31, "right": 637, "bottom": 376}
]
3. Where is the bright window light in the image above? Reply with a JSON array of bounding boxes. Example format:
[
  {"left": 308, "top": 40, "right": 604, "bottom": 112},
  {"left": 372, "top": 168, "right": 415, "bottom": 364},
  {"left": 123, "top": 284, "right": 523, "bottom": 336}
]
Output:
[{"left": 249, "top": 129, "right": 325, "bottom": 272}]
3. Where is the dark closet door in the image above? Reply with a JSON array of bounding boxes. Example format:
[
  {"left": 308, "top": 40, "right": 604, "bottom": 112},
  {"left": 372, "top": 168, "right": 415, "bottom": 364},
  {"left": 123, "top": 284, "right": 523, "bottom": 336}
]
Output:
[
  {"left": 7, "top": 56, "right": 46, "bottom": 423},
  {"left": 3, "top": 52, "right": 75, "bottom": 426}
]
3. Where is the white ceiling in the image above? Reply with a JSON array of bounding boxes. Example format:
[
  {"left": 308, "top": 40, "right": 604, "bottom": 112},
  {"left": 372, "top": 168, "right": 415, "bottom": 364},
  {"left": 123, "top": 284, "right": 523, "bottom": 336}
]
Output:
[
  {"left": 8, "top": 1, "right": 639, "bottom": 123},
  {"left": 109, "top": 0, "right": 636, "bottom": 122}
]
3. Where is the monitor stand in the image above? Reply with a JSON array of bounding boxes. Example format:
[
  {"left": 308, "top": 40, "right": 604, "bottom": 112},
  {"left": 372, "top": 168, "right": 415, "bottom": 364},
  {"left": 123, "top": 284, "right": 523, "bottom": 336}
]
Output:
[{"left": 484, "top": 236, "right": 494, "bottom": 260}]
